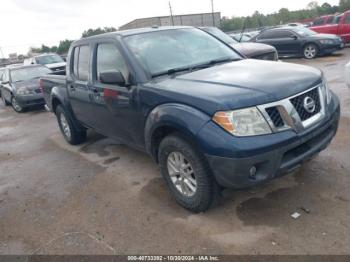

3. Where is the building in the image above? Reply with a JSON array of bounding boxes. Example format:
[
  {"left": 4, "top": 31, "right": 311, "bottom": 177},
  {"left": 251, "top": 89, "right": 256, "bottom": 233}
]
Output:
[{"left": 120, "top": 12, "right": 221, "bottom": 30}]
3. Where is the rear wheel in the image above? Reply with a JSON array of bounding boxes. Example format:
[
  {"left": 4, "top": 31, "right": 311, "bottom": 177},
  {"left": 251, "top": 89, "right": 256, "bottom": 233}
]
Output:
[
  {"left": 11, "top": 96, "right": 24, "bottom": 113},
  {"left": 56, "top": 105, "right": 86, "bottom": 145},
  {"left": 303, "top": 44, "right": 318, "bottom": 59},
  {"left": 158, "top": 134, "right": 221, "bottom": 213}
]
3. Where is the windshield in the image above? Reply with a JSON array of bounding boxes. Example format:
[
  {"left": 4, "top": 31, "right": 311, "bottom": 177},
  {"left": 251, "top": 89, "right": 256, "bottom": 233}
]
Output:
[
  {"left": 124, "top": 28, "right": 241, "bottom": 76},
  {"left": 35, "top": 54, "right": 64, "bottom": 65},
  {"left": 293, "top": 27, "right": 317, "bottom": 36},
  {"left": 10, "top": 66, "right": 52, "bottom": 82},
  {"left": 203, "top": 27, "right": 237, "bottom": 45}
]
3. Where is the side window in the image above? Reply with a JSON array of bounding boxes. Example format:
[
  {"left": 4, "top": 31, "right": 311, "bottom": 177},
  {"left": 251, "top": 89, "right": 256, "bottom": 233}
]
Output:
[
  {"left": 276, "top": 30, "right": 295, "bottom": 38},
  {"left": 327, "top": 16, "right": 334, "bottom": 24},
  {"left": 313, "top": 18, "right": 324, "bottom": 26},
  {"left": 345, "top": 15, "right": 350, "bottom": 24},
  {"left": 96, "top": 43, "right": 128, "bottom": 82},
  {"left": 258, "top": 31, "right": 276, "bottom": 40},
  {"left": 72, "top": 47, "right": 79, "bottom": 76},
  {"left": 77, "top": 45, "right": 90, "bottom": 81}
]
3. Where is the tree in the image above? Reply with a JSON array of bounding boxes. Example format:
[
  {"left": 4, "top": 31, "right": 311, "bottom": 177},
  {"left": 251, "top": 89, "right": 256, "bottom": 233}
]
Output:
[
  {"left": 307, "top": 1, "right": 319, "bottom": 10},
  {"left": 339, "top": 0, "right": 350, "bottom": 12},
  {"left": 81, "top": 27, "right": 117, "bottom": 38},
  {"left": 57, "top": 39, "right": 74, "bottom": 54}
]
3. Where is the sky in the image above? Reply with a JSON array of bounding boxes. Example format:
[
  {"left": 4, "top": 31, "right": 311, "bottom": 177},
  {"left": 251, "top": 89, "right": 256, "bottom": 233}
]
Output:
[{"left": 0, "top": 0, "right": 339, "bottom": 57}]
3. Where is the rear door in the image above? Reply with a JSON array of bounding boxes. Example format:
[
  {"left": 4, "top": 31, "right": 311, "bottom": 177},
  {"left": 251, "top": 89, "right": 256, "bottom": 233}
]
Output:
[
  {"left": 68, "top": 45, "right": 95, "bottom": 127},
  {"left": 339, "top": 13, "right": 350, "bottom": 42}
]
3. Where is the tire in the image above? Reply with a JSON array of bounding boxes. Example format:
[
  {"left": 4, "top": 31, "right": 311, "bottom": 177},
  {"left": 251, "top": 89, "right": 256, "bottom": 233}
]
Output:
[
  {"left": 303, "top": 43, "right": 318, "bottom": 59},
  {"left": 11, "top": 96, "right": 25, "bottom": 113},
  {"left": 158, "top": 133, "right": 221, "bottom": 213},
  {"left": 1, "top": 91, "right": 10, "bottom": 106},
  {"left": 55, "top": 105, "right": 86, "bottom": 145}
]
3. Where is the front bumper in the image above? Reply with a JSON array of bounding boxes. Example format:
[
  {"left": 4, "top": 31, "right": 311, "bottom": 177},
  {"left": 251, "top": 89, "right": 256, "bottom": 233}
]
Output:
[
  {"left": 199, "top": 95, "right": 340, "bottom": 189},
  {"left": 15, "top": 94, "right": 46, "bottom": 108},
  {"left": 319, "top": 42, "right": 344, "bottom": 54}
]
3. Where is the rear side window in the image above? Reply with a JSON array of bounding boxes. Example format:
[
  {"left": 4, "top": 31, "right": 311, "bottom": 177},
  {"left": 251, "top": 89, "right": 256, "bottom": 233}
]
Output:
[
  {"left": 258, "top": 30, "right": 293, "bottom": 40},
  {"left": 326, "top": 16, "right": 334, "bottom": 24},
  {"left": 96, "top": 43, "right": 129, "bottom": 82},
  {"left": 72, "top": 45, "right": 90, "bottom": 81},
  {"left": 345, "top": 15, "right": 350, "bottom": 24}
]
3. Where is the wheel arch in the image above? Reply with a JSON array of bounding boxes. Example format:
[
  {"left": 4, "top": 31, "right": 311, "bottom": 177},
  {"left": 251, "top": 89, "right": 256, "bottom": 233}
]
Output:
[{"left": 144, "top": 103, "right": 211, "bottom": 163}]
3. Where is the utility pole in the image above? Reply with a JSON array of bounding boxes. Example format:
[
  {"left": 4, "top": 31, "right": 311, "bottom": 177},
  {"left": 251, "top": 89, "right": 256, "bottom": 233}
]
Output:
[
  {"left": 211, "top": 0, "right": 215, "bottom": 26},
  {"left": 169, "top": 1, "right": 174, "bottom": 26}
]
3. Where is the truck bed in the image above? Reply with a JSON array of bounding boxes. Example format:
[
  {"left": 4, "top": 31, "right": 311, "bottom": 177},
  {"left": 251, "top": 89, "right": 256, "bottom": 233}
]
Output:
[{"left": 41, "top": 74, "right": 67, "bottom": 111}]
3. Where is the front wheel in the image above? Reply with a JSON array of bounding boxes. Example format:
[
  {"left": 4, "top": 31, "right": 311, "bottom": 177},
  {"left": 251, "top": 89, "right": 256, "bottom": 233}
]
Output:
[
  {"left": 11, "top": 96, "right": 24, "bottom": 113},
  {"left": 303, "top": 44, "right": 318, "bottom": 59},
  {"left": 56, "top": 105, "right": 86, "bottom": 145},
  {"left": 158, "top": 134, "right": 221, "bottom": 213}
]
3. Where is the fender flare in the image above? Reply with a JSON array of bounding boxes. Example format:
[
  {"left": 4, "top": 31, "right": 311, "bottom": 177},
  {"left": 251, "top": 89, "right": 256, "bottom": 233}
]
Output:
[
  {"left": 144, "top": 103, "right": 211, "bottom": 160},
  {"left": 50, "top": 87, "right": 85, "bottom": 132}
]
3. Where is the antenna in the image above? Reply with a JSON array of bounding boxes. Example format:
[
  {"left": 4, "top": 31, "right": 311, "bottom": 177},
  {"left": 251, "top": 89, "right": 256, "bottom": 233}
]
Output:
[{"left": 169, "top": 1, "right": 174, "bottom": 26}]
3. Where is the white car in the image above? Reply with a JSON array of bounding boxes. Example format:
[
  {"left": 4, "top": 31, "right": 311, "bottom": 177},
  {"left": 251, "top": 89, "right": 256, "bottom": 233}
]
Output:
[
  {"left": 346, "top": 62, "right": 350, "bottom": 88},
  {"left": 24, "top": 53, "right": 66, "bottom": 75}
]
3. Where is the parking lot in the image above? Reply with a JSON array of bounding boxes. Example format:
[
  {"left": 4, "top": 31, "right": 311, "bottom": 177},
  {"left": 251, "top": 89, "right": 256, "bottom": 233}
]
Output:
[{"left": 0, "top": 48, "right": 350, "bottom": 255}]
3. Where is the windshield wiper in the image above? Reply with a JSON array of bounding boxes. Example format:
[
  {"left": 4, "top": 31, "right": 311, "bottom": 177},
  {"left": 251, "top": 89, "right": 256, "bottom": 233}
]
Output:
[
  {"left": 152, "top": 66, "right": 193, "bottom": 78},
  {"left": 151, "top": 58, "right": 240, "bottom": 78},
  {"left": 193, "top": 57, "right": 240, "bottom": 69}
]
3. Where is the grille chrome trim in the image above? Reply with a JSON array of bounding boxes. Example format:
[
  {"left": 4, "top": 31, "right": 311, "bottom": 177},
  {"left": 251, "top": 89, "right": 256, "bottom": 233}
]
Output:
[{"left": 257, "top": 85, "right": 325, "bottom": 133}]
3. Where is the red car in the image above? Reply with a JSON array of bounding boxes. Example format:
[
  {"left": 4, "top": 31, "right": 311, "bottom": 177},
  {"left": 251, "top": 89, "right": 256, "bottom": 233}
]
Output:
[{"left": 310, "top": 11, "right": 350, "bottom": 43}]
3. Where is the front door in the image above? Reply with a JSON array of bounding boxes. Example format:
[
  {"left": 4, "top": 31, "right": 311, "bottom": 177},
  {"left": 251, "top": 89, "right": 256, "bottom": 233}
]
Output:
[{"left": 88, "top": 41, "right": 140, "bottom": 144}]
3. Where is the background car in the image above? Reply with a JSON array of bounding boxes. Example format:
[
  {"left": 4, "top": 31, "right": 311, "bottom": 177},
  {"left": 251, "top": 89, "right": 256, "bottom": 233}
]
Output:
[
  {"left": 346, "top": 62, "right": 350, "bottom": 88},
  {"left": 0, "top": 65, "right": 52, "bottom": 112},
  {"left": 309, "top": 11, "right": 350, "bottom": 43},
  {"left": 250, "top": 26, "right": 344, "bottom": 59},
  {"left": 201, "top": 27, "right": 278, "bottom": 61},
  {"left": 24, "top": 53, "right": 66, "bottom": 75}
]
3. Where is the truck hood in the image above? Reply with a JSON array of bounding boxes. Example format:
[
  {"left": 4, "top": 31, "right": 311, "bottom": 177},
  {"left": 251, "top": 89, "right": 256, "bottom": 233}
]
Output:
[
  {"left": 230, "top": 42, "right": 276, "bottom": 58},
  {"left": 150, "top": 59, "right": 322, "bottom": 115}
]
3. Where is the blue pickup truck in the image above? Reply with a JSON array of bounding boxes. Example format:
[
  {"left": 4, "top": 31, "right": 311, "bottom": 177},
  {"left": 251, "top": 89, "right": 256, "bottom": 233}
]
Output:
[{"left": 41, "top": 26, "right": 340, "bottom": 212}]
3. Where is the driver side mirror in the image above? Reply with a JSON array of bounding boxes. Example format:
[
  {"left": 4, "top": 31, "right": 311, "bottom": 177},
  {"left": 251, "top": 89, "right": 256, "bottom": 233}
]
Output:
[
  {"left": 100, "top": 71, "right": 126, "bottom": 86},
  {"left": 291, "top": 35, "right": 298, "bottom": 40}
]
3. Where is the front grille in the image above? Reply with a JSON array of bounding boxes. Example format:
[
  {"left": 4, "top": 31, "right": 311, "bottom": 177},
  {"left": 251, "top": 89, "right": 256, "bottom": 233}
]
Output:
[
  {"left": 290, "top": 88, "right": 321, "bottom": 121},
  {"left": 265, "top": 107, "right": 284, "bottom": 128}
]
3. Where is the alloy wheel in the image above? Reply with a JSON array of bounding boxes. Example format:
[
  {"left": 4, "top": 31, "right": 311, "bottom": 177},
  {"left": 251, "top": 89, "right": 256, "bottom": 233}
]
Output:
[
  {"left": 59, "top": 113, "right": 71, "bottom": 140},
  {"left": 167, "top": 151, "right": 197, "bottom": 197},
  {"left": 304, "top": 45, "right": 317, "bottom": 59}
]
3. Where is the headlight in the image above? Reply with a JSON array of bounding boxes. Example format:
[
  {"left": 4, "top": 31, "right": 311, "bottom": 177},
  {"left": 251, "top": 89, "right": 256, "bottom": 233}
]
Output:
[
  {"left": 212, "top": 107, "right": 272, "bottom": 137},
  {"left": 17, "top": 87, "right": 33, "bottom": 95},
  {"left": 320, "top": 39, "right": 334, "bottom": 45},
  {"left": 321, "top": 79, "right": 332, "bottom": 104}
]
